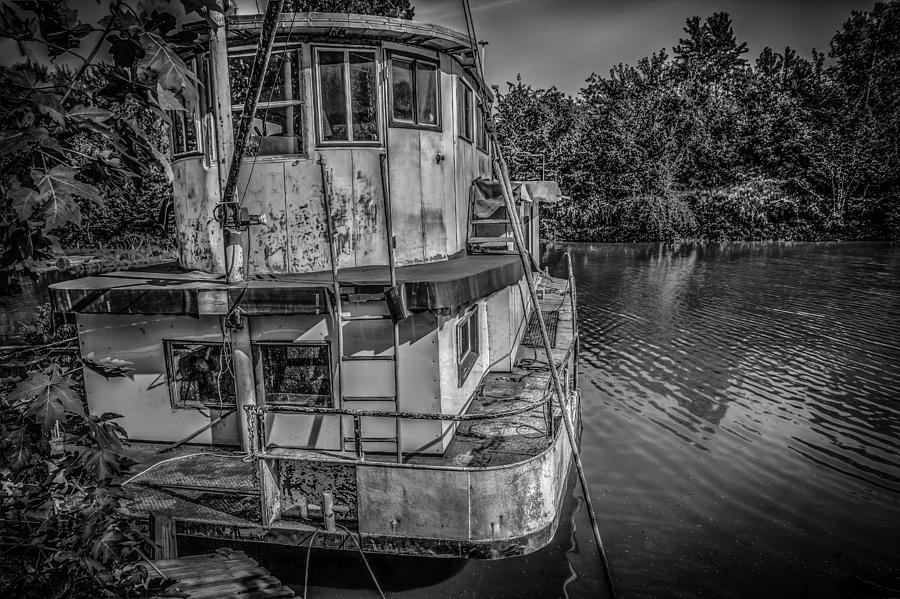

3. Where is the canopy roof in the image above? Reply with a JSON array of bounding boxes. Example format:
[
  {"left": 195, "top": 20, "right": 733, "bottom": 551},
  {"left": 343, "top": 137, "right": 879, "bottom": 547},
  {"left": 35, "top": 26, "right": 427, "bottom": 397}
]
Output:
[{"left": 50, "top": 254, "right": 523, "bottom": 316}]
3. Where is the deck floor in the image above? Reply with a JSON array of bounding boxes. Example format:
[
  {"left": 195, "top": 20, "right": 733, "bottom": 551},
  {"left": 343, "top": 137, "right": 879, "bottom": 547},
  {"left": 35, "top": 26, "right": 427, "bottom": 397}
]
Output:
[{"left": 120, "top": 274, "right": 575, "bottom": 522}]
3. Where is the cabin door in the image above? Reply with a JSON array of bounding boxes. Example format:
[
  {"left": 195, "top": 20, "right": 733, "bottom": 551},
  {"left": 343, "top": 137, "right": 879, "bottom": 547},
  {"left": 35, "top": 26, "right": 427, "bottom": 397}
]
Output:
[{"left": 386, "top": 127, "right": 447, "bottom": 264}]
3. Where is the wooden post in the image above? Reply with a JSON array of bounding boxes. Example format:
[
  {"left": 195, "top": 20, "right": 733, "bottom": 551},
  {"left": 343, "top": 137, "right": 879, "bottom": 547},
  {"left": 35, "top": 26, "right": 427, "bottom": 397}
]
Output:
[{"left": 149, "top": 512, "right": 177, "bottom": 559}]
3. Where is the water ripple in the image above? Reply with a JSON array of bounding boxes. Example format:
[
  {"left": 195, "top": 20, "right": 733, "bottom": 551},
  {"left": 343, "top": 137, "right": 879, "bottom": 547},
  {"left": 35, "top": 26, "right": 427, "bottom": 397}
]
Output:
[{"left": 548, "top": 241, "right": 900, "bottom": 598}]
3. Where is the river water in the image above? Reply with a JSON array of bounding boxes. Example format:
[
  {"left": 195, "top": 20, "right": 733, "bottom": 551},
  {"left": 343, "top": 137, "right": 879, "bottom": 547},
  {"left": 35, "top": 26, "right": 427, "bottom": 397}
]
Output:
[{"left": 277, "top": 241, "right": 900, "bottom": 598}]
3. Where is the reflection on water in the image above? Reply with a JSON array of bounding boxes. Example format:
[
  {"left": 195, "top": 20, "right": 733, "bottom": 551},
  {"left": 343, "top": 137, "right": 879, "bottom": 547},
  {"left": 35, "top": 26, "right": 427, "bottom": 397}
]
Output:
[{"left": 547, "top": 241, "right": 900, "bottom": 599}]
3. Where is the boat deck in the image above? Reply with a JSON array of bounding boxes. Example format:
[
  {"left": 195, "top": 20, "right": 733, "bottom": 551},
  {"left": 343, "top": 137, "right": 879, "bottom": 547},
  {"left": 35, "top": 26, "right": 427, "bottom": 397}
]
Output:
[{"left": 118, "top": 273, "right": 575, "bottom": 538}]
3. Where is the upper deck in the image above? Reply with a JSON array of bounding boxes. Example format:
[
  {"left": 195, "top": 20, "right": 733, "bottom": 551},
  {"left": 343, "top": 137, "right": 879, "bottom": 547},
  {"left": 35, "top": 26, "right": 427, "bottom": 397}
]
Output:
[{"left": 168, "top": 11, "right": 510, "bottom": 276}]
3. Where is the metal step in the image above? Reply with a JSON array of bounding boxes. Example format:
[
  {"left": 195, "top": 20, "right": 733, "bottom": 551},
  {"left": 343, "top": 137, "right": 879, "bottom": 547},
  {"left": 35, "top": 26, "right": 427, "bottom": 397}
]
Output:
[
  {"left": 341, "top": 314, "right": 392, "bottom": 321},
  {"left": 471, "top": 218, "right": 511, "bottom": 224},
  {"left": 341, "top": 354, "right": 395, "bottom": 361},
  {"left": 343, "top": 437, "right": 398, "bottom": 444},
  {"left": 468, "top": 237, "right": 512, "bottom": 247}
]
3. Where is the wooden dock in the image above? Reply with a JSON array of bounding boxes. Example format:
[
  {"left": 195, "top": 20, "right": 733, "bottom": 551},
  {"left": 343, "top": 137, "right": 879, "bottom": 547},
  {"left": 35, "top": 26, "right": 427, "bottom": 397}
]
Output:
[{"left": 147, "top": 549, "right": 294, "bottom": 599}]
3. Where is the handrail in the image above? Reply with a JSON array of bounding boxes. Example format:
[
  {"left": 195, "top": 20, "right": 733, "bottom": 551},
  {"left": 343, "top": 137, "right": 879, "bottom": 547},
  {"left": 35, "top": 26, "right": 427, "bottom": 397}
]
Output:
[{"left": 245, "top": 394, "right": 550, "bottom": 421}]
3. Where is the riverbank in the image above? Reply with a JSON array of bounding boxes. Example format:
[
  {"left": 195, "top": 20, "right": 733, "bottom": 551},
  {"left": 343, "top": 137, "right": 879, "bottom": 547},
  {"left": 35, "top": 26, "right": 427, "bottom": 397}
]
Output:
[{"left": 542, "top": 182, "right": 900, "bottom": 244}]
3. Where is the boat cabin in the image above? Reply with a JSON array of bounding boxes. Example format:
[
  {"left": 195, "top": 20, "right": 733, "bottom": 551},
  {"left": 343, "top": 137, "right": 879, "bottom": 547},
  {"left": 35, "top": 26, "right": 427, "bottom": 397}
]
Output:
[{"left": 51, "top": 10, "right": 575, "bottom": 559}]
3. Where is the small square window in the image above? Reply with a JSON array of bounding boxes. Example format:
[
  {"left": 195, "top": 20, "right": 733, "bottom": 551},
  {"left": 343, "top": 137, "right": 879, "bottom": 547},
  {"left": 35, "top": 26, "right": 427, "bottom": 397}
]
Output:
[
  {"left": 166, "top": 341, "right": 236, "bottom": 408},
  {"left": 255, "top": 343, "right": 332, "bottom": 406},
  {"left": 456, "top": 306, "right": 480, "bottom": 385}
]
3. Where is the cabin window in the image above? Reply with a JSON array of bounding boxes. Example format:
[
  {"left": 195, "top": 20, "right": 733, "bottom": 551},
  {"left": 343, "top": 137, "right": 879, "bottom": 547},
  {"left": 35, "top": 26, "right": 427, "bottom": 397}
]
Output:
[
  {"left": 457, "top": 306, "right": 480, "bottom": 385},
  {"left": 228, "top": 47, "right": 303, "bottom": 156},
  {"left": 165, "top": 341, "right": 236, "bottom": 408},
  {"left": 315, "top": 48, "right": 379, "bottom": 144},
  {"left": 457, "top": 79, "right": 473, "bottom": 141},
  {"left": 168, "top": 57, "right": 207, "bottom": 158},
  {"left": 390, "top": 55, "right": 439, "bottom": 128},
  {"left": 254, "top": 343, "right": 332, "bottom": 406}
]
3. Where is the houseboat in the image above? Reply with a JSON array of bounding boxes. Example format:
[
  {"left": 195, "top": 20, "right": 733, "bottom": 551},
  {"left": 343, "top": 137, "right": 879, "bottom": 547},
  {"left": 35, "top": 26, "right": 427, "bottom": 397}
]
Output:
[{"left": 50, "top": 8, "right": 580, "bottom": 559}]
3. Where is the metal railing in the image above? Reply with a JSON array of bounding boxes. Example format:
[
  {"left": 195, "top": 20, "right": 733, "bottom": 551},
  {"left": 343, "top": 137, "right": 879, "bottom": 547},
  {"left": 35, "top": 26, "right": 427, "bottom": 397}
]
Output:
[{"left": 242, "top": 259, "right": 579, "bottom": 464}]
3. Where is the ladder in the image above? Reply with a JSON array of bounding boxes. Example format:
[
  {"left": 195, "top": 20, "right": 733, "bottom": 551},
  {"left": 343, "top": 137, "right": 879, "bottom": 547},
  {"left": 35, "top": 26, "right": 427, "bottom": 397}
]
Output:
[
  {"left": 318, "top": 156, "right": 403, "bottom": 462},
  {"left": 467, "top": 180, "right": 516, "bottom": 253}
]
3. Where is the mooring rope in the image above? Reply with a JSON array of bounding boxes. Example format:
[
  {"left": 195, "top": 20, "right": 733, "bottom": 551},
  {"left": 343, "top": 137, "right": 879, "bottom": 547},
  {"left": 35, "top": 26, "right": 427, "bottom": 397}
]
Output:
[{"left": 460, "top": 2, "right": 618, "bottom": 596}]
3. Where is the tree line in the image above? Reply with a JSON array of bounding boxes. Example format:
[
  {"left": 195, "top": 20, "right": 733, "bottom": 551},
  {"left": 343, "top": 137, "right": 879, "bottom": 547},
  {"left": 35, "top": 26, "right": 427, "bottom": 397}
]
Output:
[{"left": 494, "top": 3, "right": 900, "bottom": 242}]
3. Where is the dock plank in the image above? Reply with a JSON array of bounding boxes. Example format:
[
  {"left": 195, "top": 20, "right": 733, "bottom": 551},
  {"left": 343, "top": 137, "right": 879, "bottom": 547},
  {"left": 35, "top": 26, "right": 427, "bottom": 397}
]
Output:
[{"left": 148, "top": 550, "right": 294, "bottom": 599}]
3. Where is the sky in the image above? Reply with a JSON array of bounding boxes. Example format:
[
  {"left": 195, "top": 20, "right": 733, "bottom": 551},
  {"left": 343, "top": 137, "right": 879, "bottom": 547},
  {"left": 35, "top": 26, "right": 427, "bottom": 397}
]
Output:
[{"left": 413, "top": 0, "right": 877, "bottom": 95}]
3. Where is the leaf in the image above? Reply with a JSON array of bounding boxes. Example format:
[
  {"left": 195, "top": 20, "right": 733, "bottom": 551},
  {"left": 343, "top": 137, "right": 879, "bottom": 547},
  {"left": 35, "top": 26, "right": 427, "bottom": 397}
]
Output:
[
  {"left": 8, "top": 177, "right": 40, "bottom": 221},
  {"left": 66, "top": 104, "right": 113, "bottom": 125},
  {"left": 137, "top": 31, "right": 198, "bottom": 110},
  {"left": 9, "top": 367, "right": 85, "bottom": 432},
  {"left": 1, "top": 425, "right": 34, "bottom": 472},
  {"left": 42, "top": 193, "right": 82, "bottom": 231},
  {"left": 0, "top": 3, "right": 35, "bottom": 41},
  {"left": 0, "top": 126, "right": 48, "bottom": 157},
  {"left": 83, "top": 353, "right": 135, "bottom": 379},
  {"left": 15, "top": 0, "right": 92, "bottom": 58},
  {"left": 29, "top": 165, "right": 102, "bottom": 231},
  {"left": 91, "top": 526, "right": 125, "bottom": 560},
  {"left": 156, "top": 82, "right": 185, "bottom": 112}
]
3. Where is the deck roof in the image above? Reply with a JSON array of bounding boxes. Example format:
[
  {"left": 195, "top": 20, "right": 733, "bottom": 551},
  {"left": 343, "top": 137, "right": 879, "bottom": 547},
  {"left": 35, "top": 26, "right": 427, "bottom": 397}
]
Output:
[{"left": 49, "top": 253, "right": 523, "bottom": 316}]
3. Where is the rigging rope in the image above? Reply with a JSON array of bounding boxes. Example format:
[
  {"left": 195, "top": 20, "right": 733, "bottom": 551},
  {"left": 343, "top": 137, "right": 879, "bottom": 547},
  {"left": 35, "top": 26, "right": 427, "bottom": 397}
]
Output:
[{"left": 460, "top": 2, "right": 618, "bottom": 597}]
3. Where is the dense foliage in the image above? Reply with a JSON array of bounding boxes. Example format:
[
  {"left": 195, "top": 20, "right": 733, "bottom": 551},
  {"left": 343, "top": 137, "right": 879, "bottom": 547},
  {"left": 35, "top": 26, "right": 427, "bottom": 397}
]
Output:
[
  {"left": 0, "top": 0, "right": 222, "bottom": 294},
  {"left": 495, "top": 3, "right": 900, "bottom": 242},
  {"left": 0, "top": 307, "right": 175, "bottom": 598},
  {"left": 286, "top": 0, "right": 414, "bottom": 19}
]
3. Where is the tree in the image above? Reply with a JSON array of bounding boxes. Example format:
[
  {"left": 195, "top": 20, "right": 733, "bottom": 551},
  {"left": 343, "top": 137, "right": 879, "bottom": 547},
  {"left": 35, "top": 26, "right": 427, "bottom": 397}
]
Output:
[
  {"left": 672, "top": 12, "right": 749, "bottom": 87},
  {"left": 286, "top": 0, "right": 414, "bottom": 19}
]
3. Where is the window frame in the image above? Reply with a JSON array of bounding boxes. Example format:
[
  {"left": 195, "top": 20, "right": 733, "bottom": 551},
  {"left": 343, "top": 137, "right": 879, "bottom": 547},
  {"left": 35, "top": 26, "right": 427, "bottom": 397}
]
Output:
[
  {"left": 253, "top": 340, "right": 333, "bottom": 407},
  {"left": 387, "top": 52, "right": 441, "bottom": 131},
  {"left": 475, "top": 98, "right": 489, "bottom": 153},
  {"left": 228, "top": 44, "right": 306, "bottom": 158},
  {"left": 457, "top": 78, "right": 473, "bottom": 142},
  {"left": 313, "top": 45, "right": 382, "bottom": 147},
  {"left": 456, "top": 305, "right": 480, "bottom": 386},
  {"left": 164, "top": 339, "right": 236, "bottom": 409}
]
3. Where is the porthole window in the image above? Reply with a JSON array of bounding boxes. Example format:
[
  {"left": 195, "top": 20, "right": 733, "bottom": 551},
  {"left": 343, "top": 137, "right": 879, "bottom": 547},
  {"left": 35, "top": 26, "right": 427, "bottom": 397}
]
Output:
[
  {"left": 315, "top": 48, "right": 379, "bottom": 144},
  {"left": 390, "top": 55, "right": 439, "bottom": 129}
]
